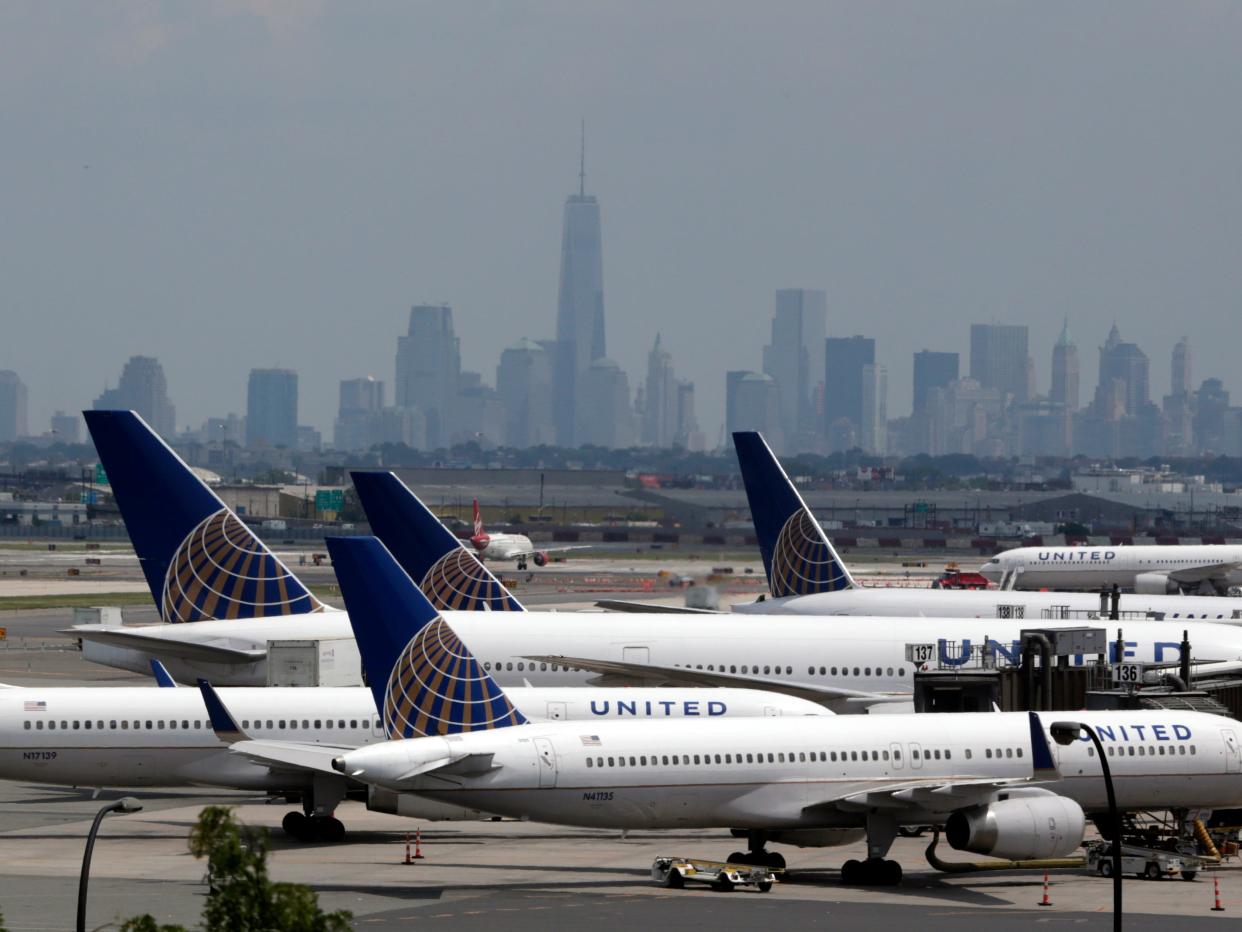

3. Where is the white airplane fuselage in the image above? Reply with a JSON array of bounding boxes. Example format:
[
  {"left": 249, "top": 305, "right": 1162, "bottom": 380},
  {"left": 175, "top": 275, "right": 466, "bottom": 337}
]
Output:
[
  {"left": 0, "top": 685, "right": 826, "bottom": 789},
  {"left": 731, "top": 586, "right": 1242, "bottom": 620},
  {"left": 74, "top": 611, "right": 1242, "bottom": 691},
  {"left": 342, "top": 710, "right": 1242, "bottom": 830},
  {"left": 980, "top": 545, "right": 1242, "bottom": 593}
]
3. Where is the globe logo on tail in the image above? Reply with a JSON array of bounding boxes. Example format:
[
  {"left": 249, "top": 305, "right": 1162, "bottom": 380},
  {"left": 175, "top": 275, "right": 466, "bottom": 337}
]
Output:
[
  {"left": 384, "top": 617, "right": 526, "bottom": 738},
  {"left": 419, "top": 549, "right": 521, "bottom": 612},
  {"left": 161, "top": 509, "right": 324, "bottom": 623},
  {"left": 769, "top": 510, "right": 848, "bottom": 597}
]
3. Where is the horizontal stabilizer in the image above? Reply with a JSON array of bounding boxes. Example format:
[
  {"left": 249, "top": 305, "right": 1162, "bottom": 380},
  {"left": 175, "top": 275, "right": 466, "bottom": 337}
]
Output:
[{"left": 68, "top": 627, "right": 267, "bottom": 665}]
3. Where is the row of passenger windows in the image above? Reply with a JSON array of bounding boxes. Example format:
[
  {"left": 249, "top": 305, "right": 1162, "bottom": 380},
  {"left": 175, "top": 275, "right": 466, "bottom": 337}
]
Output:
[
  {"left": 581, "top": 746, "right": 1019, "bottom": 768},
  {"left": 483, "top": 662, "right": 580, "bottom": 673},
  {"left": 675, "top": 663, "right": 907, "bottom": 678},
  {"left": 24, "top": 717, "right": 381, "bottom": 732},
  {"left": 1085, "top": 744, "right": 1196, "bottom": 757}
]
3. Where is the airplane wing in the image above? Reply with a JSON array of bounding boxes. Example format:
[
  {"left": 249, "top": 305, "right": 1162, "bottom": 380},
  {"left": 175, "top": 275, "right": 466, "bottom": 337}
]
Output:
[
  {"left": 805, "top": 713, "right": 1063, "bottom": 815},
  {"left": 521, "top": 654, "right": 909, "bottom": 712},
  {"left": 505, "top": 543, "right": 594, "bottom": 558},
  {"left": 1167, "top": 562, "right": 1242, "bottom": 586},
  {"left": 66, "top": 627, "right": 267, "bottom": 664},
  {"left": 593, "top": 600, "right": 722, "bottom": 614}
]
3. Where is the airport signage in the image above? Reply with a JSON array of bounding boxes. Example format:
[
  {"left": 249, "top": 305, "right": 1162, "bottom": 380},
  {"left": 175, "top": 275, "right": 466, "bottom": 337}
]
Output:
[
  {"left": 905, "top": 643, "right": 936, "bottom": 664},
  {"left": 316, "top": 489, "right": 345, "bottom": 513},
  {"left": 1112, "top": 662, "right": 1146, "bottom": 685},
  {"left": 94, "top": 463, "right": 109, "bottom": 486}
]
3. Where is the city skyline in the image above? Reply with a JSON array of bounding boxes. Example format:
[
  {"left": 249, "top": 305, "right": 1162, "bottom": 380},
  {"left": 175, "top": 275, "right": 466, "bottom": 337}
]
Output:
[{"left": 3, "top": 5, "right": 1242, "bottom": 442}]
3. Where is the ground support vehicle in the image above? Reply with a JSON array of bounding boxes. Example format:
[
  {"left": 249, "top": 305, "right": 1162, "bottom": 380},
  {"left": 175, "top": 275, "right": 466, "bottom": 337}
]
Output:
[
  {"left": 651, "top": 856, "right": 777, "bottom": 892},
  {"left": 1085, "top": 841, "right": 1203, "bottom": 881}
]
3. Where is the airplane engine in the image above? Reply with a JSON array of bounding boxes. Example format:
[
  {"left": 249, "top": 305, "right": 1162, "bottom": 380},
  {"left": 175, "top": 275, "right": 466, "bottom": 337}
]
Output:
[
  {"left": 767, "top": 828, "right": 867, "bottom": 848},
  {"left": 945, "top": 796, "right": 1084, "bottom": 860},
  {"left": 366, "top": 786, "right": 487, "bottom": 822},
  {"left": 533, "top": 552, "right": 549, "bottom": 567},
  {"left": 1134, "top": 572, "right": 1176, "bottom": 595}
]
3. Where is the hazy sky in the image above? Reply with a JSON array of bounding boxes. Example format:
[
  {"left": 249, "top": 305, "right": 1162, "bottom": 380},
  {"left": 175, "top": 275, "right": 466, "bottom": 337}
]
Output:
[{"left": 3, "top": 2, "right": 1241, "bottom": 442}]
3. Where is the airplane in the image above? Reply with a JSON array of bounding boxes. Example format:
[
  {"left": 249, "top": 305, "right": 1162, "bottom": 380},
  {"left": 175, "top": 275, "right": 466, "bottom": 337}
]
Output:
[
  {"left": 206, "top": 571, "right": 1242, "bottom": 884},
  {"left": 980, "top": 544, "right": 1242, "bottom": 595},
  {"left": 0, "top": 574, "right": 825, "bottom": 844},
  {"left": 726, "top": 431, "right": 1242, "bottom": 620},
  {"left": 465, "top": 498, "right": 586, "bottom": 569},
  {"left": 72, "top": 413, "right": 1242, "bottom": 701}
]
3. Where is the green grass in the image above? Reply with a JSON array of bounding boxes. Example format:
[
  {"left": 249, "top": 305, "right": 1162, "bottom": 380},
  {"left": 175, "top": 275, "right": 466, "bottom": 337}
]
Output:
[{"left": 0, "top": 591, "right": 154, "bottom": 612}]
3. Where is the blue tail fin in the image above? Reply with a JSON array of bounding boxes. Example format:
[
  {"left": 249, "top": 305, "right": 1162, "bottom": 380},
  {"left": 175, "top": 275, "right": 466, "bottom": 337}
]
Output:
[
  {"left": 351, "top": 471, "right": 523, "bottom": 612},
  {"left": 325, "top": 536, "right": 527, "bottom": 739},
  {"left": 732, "top": 431, "right": 855, "bottom": 596},
  {"left": 84, "top": 410, "right": 324, "bottom": 623}
]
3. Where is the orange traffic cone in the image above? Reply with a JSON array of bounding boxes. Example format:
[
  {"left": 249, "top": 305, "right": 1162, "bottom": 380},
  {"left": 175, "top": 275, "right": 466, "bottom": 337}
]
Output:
[
  {"left": 1212, "top": 873, "right": 1224, "bottom": 912},
  {"left": 402, "top": 832, "right": 413, "bottom": 865},
  {"left": 1038, "top": 871, "right": 1052, "bottom": 907},
  {"left": 412, "top": 827, "right": 425, "bottom": 860}
]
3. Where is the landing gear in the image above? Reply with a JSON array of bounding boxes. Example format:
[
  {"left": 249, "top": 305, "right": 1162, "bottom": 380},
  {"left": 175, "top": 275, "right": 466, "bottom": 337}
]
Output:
[
  {"left": 726, "top": 830, "right": 788, "bottom": 875},
  {"left": 281, "top": 774, "right": 348, "bottom": 843},
  {"left": 281, "top": 810, "right": 345, "bottom": 843},
  {"left": 517, "top": 556, "right": 528, "bottom": 570},
  {"left": 840, "top": 813, "right": 903, "bottom": 886},
  {"left": 841, "top": 858, "right": 903, "bottom": 885}
]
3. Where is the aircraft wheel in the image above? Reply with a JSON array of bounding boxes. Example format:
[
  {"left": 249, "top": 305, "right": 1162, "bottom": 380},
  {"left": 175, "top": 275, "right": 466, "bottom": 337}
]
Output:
[
  {"left": 765, "top": 851, "right": 786, "bottom": 871},
  {"left": 883, "top": 860, "right": 903, "bottom": 885},
  {"left": 841, "top": 859, "right": 862, "bottom": 884},
  {"left": 728, "top": 851, "right": 749, "bottom": 865},
  {"left": 282, "top": 811, "right": 306, "bottom": 839},
  {"left": 319, "top": 817, "right": 346, "bottom": 843}
]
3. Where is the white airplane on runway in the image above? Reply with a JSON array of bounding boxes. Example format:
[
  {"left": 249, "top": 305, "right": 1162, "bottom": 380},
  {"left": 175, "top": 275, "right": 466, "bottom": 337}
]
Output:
[
  {"left": 980, "top": 544, "right": 1242, "bottom": 595},
  {"left": 465, "top": 499, "right": 586, "bottom": 569},
  {"left": 725, "top": 431, "right": 1242, "bottom": 621},
  {"left": 203, "top": 573, "right": 1242, "bottom": 884}
]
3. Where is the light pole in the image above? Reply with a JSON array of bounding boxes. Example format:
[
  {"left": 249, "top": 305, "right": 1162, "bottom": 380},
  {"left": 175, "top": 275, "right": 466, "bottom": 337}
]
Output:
[
  {"left": 1051, "top": 721, "right": 1120, "bottom": 931},
  {"left": 77, "top": 796, "right": 143, "bottom": 932}
]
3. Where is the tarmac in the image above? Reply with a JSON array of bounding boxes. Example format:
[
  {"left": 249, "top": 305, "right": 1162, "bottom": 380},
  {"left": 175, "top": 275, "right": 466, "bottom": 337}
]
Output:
[{"left": 2, "top": 554, "right": 1238, "bottom": 929}]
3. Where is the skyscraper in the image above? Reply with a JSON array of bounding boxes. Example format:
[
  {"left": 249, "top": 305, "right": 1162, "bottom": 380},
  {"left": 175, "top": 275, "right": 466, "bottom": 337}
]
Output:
[
  {"left": 334, "top": 376, "right": 385, "bottom": 451},
  {"left": 395, "top": 304, "right": 461, "bottom": 449},
  {"left": 641, "top": 334, "right": 678, "bottom": 447},
  {"left": 1094, "top": 323, "right": 1149, "bottom": 417},
  {"left": 553, "top": 128, "right": 606, "bottom": 445},
  {"left": 578, "top": 357, "right": 634, "bottom": 448},
  {"left": 824, "top": 336, "right": 875, "bottom": 450},
  {"left": 93, "top": 356, "right": 176, "bottom": 435},
  {"left": 912, "top": 351, "right": 959, "bottom": 414},
  {"left": 245, "top": 368, "right": 298, "bottom": 448},
  {"left": 727, "top": 372, "right": 781, "bottom": 442},
  {"left": 860, "top": 363, "right": 888, "bottom": 455},
  {"left": 1049, "top": 318, "right": 1080, "bottom": 411},
  {"left": 969, "top": 324, "right": 1030, "bottom": 403},
  {"left": 50, "top": 411, "right": 80, "bottom": 444},
  {"left": 763, "top": 289, "right": 827, "bottom": 447},
  {"left": 496, "top": 338, "right": 555, "bottom": 449},
  {"left": 0, "top": 371, "right": 28, "bottom": 442},
  {"left": 1172, "top": 336, "right": 1192, "bottom": 397}
]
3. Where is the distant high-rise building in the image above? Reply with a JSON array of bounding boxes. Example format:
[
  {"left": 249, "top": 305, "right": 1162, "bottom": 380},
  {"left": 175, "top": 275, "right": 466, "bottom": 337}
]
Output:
[
  {"left": 969, "top": 324, "right": 1030, "bottom": 403},
  {"left": 202, "top": 414, "right": 245, "bottom": 446},
  {"left": 553, "top": 129, "right": 606, "bottom": 446},
  {"left": 824, "top": 336, "right": 875, "bottom": 450},
  {"left": 453, "top": 371, "right": 505, "bottom": 448},
  {"left": 395, "top": 304, "right": 461, "bottom": 449},
  {"left": 728, "top": 372, "right": 782, "bottom": 443},
  {"left": 673, "top": 380, "right": 704, "bottom": 450},
  {"left": 1049, "top": 318, "right": 1080, "bottom": 411},
  {"left": 912, "top": 351, "right": 959, "bottom": 414},
  {"left": 641, "top": 334, "right": 679, "bottom": 448},
  {"left": 334, "top": 376, "right": 385, "bottom": 451},
  {"left": 1094, "top": 323, "right": 1149, "bottom": 417},
  {"left": 763, "top": 289, "right": 827, "bottom": 448},
  {"left": 1172, "top": 336, "right": 1193, "bottom": 398},
  {"left": 578, "top": 358, "right": 634, "bottom": 448},
  {"left": 245, "top": 368, "right": 298, "bottom": 448},
  {"left": 0, "top": 371, "right": 28, "bottom": 442},
  {"left": 93, "top": 356, "right": 175, "bottom": 435},
  {"left": 50, "top": 411, "right": 80, "bottom": 444},
  {"left": 860, "top": 364, "right": 888, "bottom": 455},
  {"left": 497, "top": 338, "right": 555, "bottom": 449}
]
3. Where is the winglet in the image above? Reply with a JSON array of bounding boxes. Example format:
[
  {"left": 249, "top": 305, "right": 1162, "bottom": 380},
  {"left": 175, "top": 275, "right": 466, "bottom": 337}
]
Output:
[
  {"left": 1028, "top": 712, "right": 1060, "bottom": 780},
  {"left": 149, "top": 659, "right": 178, "bottom": 688},
  {"left": 197, "top": 679, "right": 247, "bottom": 744},
  {"left": 351, "top": 471, "right": 523, "bottom": 611},
  {"left": 732, "top": 431, "right": 856, "bottom": 597}
]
